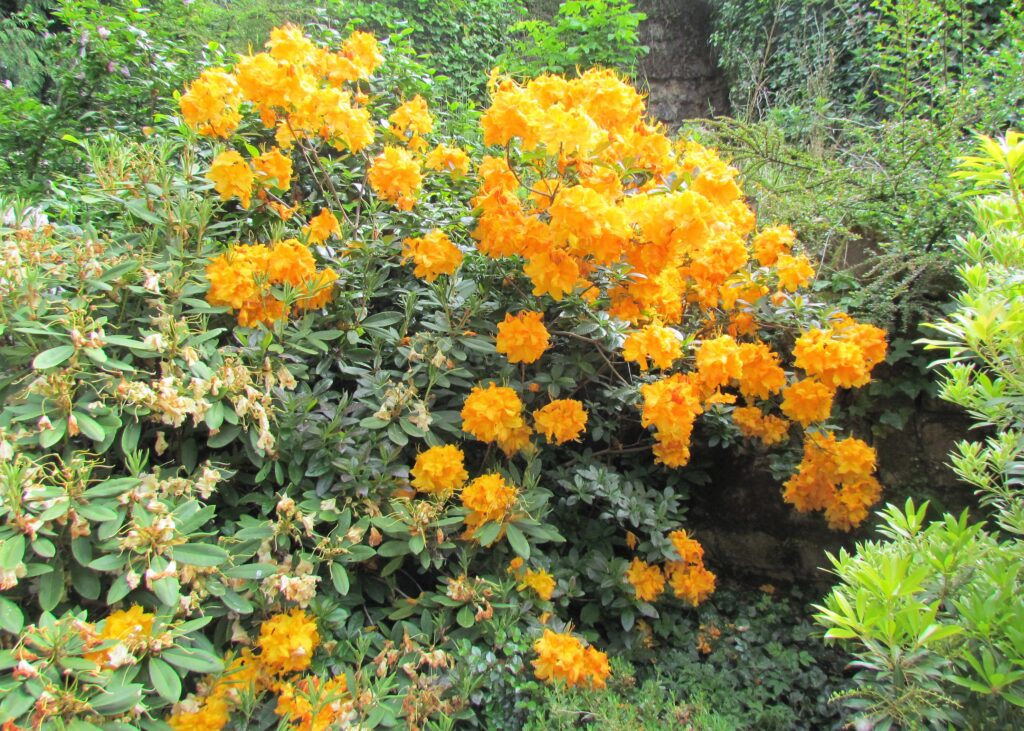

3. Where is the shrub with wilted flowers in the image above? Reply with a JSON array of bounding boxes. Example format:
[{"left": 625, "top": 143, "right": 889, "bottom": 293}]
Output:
[{"left": 0, "top": 23, "right": 888, "bottom": 729}]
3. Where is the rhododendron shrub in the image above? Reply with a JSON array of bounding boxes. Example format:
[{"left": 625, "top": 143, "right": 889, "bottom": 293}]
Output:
[{"left": 0, "top": 24, "right": 889, "bottom": 729}]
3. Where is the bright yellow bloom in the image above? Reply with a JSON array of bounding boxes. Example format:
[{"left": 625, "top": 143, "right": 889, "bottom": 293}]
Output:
[
  {"left": 275, "top": 675, "right": 351, "bottom": 731},
  {"left": 207, "top": 150, "right": 254, "bottom": 208},
  {"left": 776, "top": 253, "right": 815, "bottom": 291},
  {"left": 462, "top": 473, "right": 518, "bottom": 531},
  {"left": 496, "top": 311, "right": 550, "bottom": 364},
  {"left": 168, "top": 695, "right": 231, "bottom": 731},
  {"left": 793, "top": 318, "right": 888, "bottom": 389},
  {"left": 666, "top": 560, "right": 716, "bottom": 606},
  {"left": 736, "top": 342, "right": 786, "bottom": 400},
  {"left": 389, "top": 95, "right": 433, "bottom": 137},
  {"left": 85, "top": 605, "right": 155, "bottom": 668},
  {"left": 783, "top": 432, "right": 882, "bottom": 530},
  {"left": 305, "top": 209, "right": 341, "bottom": 244},
  {"left": 752, "top": 225, "right": 795, "bottom": 267},
  {"left": 523, "top": 250, "right": 580, "bottom": 300},
  {"left": 368, "top": 146, "right": 422, "bottom": 207},
  {"left": 532, "top": 399, "right": 587, "bottom": 445},
  {"left": 520, "top": 569, "right": 557, "bottom": 601},
  {"left": 266, "top": 24, "right": 316, "bottom": 65},
  {"left": 341, "top": 31, "right": 383, "bottom": 78},
  {"left": 253, "top": 147, "right": 293, "bottom": 190},
  {"left": 460, "top": 384, "right": 526, "bottom": 445},
  {"left": 622, "top": 322, "right": 682, "bottom": 371},
  {"left": 695, "top": 335, "right": 743, "bottom": 390},
  {"left": 732, "top": 406, "right": 790, "bottom": 446},
  {"left": 411, "top": 445, "right": 468, "bottom": 495},
  {"left": 780, "top": 378, "right": 835, "bottom": 426},
  {"left": 532, "top": 629, "right": 610, "bottom": 689},
  {"left": 425, "top": 144, "right": 471, "bottom": 177},
  {"left": 179, "top": 68, "right": 241, "bottom": 138},
  {"left": 296, "top": 268, "right": 337, "bottom": 310},
  {"left": 625, "top": 558, "right": 664, "bottom": 602},
  {"left": 267, "top": 238, "right": 316, "bottom": 287},
  {"left": 257, "top": 608, "right": 319, "bottom": 675},
  {"left": 401, "top": 230, "right": 463, "bottom": 282}
]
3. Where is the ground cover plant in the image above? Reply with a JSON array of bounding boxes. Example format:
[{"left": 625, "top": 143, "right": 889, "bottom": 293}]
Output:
[{"left": 0, "top": 19, "right": 894, "bottom": 729}]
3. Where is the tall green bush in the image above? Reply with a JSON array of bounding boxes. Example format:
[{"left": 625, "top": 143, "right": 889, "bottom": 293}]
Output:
[{"left": 815, "top": 131, "right": 1024, "bottom": 729}]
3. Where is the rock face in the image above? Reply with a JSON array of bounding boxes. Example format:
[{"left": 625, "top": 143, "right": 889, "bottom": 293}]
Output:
[
  {"left": 636, "top": 0, "right": 729, "bottom": 126},
  {"left": 686, "top": 396, "right": 977, "bottom": 587}
]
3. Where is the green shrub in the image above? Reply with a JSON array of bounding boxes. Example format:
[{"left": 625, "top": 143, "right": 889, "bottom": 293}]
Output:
[{"left": 815, "top": 131, "right": 1024, "bottom": 729}]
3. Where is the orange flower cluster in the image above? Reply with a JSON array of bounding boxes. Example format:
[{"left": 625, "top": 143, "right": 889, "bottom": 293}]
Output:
[
  {"left": 532, "top": 629, "right": 610, "bottom": 689},
  {"left": 257, "top": 608, "right": 320, "bottom": 675},
  {"left": 473, "top": 69, "right": 770, "bottom": 316},
  {"left": 425, "top": 144, "right": 471, "bottom": 177},
  {"left": 622, "top": 322, "right": 682, "bottom": 371},
  {"left": 780, "top": 378, "right": 835, "bottom": 426},
  {"left": 509, "top": 559, "right": 557, "bottom": 601},
  {"left": 460, "top": 384, "right": 531, "bottom": 455},
  {"left": 169, "top": 611, "right": 354, "bottom": 731},
  {"left": 793, "top": 315, "right": 888, "bottom": 389},
  {"left": 622, "top": 531, "right": 716, "bottom": 607},
  {"left": 461, "top": 473, "right": 519, "bottom": 533},
  {"left": 732, "top": 406, "right": 790, "bottom": 446},
  {"left": 181, "top": 24, "right": 380, "bottom": 149},
  {"left": 783, "top": 432, "right": 883, "bottom": 530},
  {"left": 275, "top": 675, "right": 352, "bottom": 731},
  {"left": 84, "top": 606, "right": 155, "bottom": 669},
  {"left": 665, "top": 530, "right": 716, "bottom": 607},
  {"left": 411, "top": 445, "right": 468, "bottom": 495},
  {"left": 304, "top": 209, "right": 340, "bottom": 244},
  {"left": 368, "top": 145, "right": 423, "bottom": 210},
  {"left": 495, "top": 311, "right": 550, "bottom": 364},
  {"left": 401, "top": 229, "right": 463, "bottom": 282},
  {"left": 625, "top": 558, "right": 664, "bottom": 602},
  {"left": 532, "top": 399, "right": 588, "bottom": 444},
  {"left": 639, "top": 373, "right": 704, "bottom": 467},
  {"left": 205, "top": 240, "right": 337, "bottom": 326}
]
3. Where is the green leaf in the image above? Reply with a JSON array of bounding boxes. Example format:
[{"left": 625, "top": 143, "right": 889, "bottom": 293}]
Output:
[
  {"left": 171, "top": 543, "right": 229, "bottom": 567},
  {"left": 220, "top": 589, "right": 253, "bottom": 614},
  {"left": 75, "top": 502, "right": 118, "bottom": 522},
  {"left": 0, "top": 597, "right": 24, "bottom": 634},
  {"left": 473, "top": 521, "right": 501, "bottom": 547},
  {"left": 38, "top": 564, "right": 64, "bottom": 611},
  {"left": 161, "top": 647, "right": 224, "bottom": 674},
  {"left": 33, "top": 345, "right": 75, "bottom": 370},
  {"left": 456, "top": 604, "right": 475, "bottom": 628},
  {"left": 361, "top": 311, "right": 404, "bottom": 328},
  {"left": 0, "top": 689, "right": 35, "bottom": 722},
  {"left": 74, "top": 411, "right": 106, "bottom": 442},
  {"left": 330, "top": 564, "right": 350, "bottom": 596},
  {"left": 90, "top": 684, "right": 144, "bottom": 715},
  {"left": 0, "top": 535, "right": 25, "bottom": 570},
  {"left": 153, "top": 575, "right": 180, "bottom": 606},
  {"left": 148, "top": 657, "right": 181, "bottom": 703},
  {"left": 505, "top": 523, "right": 530, "bottom": 559},
  {"left": 84, "top": 477, "right": 140, "bottom": 499}
]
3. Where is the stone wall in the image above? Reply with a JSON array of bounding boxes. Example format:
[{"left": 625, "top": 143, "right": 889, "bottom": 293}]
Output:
[
  {"left": 636, "top": 0, "right": 729, "bottom": 126},
  {"left": 685, "top": 396, "right": 976, "bottom": 587}
]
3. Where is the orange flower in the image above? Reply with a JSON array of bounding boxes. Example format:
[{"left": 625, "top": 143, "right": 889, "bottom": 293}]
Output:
[
  {"left": 532, "top": 629, "right": 610, "bottom": 689},
  {"left": 780, "top": 379, "right": 835, "bottom": 426},
  {"left": 532, "top": 399, "right": 587, "bottom": 444},
  {"left": 252, "top": 147, "right": 293, "bottom": 190},
  {"left": 207, "top": 150, "right": 254, "bottom": 207},
  {"left": 411, "top": 445, "right": 468, "bottom": 495},
  {"left": 402, "top": 230, "right": 463, "bottom": 282},
  {"left": 425, "top": 144, "right": 471, "bottom": 177},
  {"left": 305, "top": 208, "right": 341, "bottom": 244},
  {"left": 622, "top": 322, "right": 682, "bottom": 371},
  {"left": 496, "top": 311, "right": 550, "bottom": 364},
  {"left": 368, "top": 146, "right": 422, "bottom": 205},
  {"left": 462, "top": 473, "right": 518, "bottom": 531},
  {"left": 752, "top": 225, "right": 795, "bottom": 267},
  {"left": 776, "top": 253, "right": 815, "bottom": 291},
  {"left": 460, "top": 384, "right": 527, "bottom": 446},
  {"left": 523, "top": 250, "right": 580, "bottom": 300},
  {"left": 695, "top": 335, "right": 743, "bottom": 390},
  {"left": 625, "top": 558, "right": 664, "bottom": 602}
]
